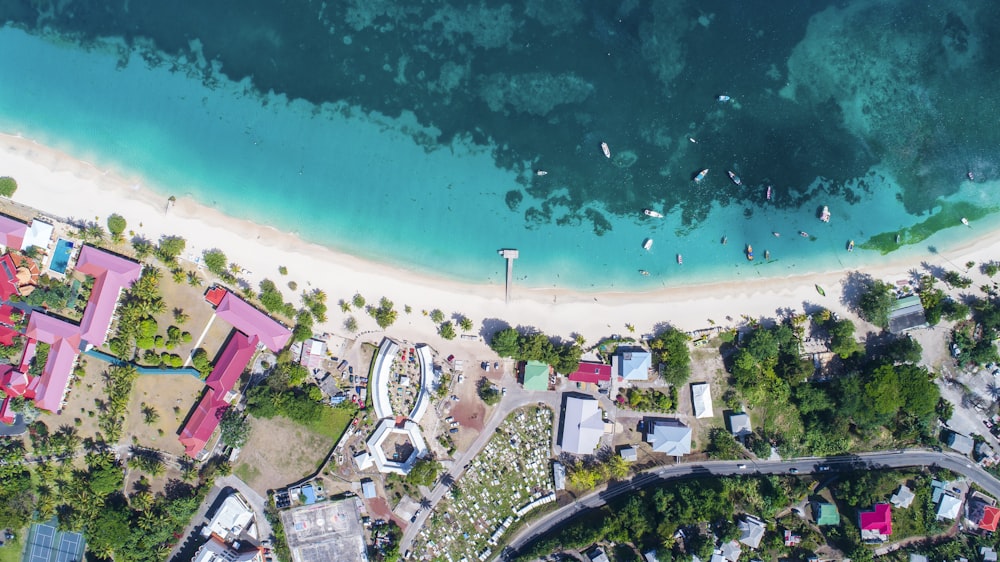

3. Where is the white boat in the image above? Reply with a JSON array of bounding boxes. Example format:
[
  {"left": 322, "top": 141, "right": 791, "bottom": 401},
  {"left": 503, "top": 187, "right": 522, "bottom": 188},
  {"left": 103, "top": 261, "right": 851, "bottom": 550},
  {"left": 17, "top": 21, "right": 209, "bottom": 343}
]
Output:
[
  {"left": 772, "top": 232, "right": 780, "bottom": 238},
  {"left": 639, "top": 269, "right": 650, "bottom": 276},
  {"left": 694, "top": 169, "right": 709, "bottom": 182},
  {"left": 601, "top": 142, "right": 611, "bottom": 158},
  {"left": 717, "top": 95, "right": 731, "bottom": 102},
  {"left": 799, "top": 231, "right": 809, "bottom": 238},
  {"left": 536, "top": 170, "right": 548, "bottom": 176},
  {"left": 962, "top": 217, "right": 970, "bottom": 226},
  {"left": 677, "top": 254, "right": 683, "bottom": 265},
  {"left": 727, "top": 171, "right": 741, "bottom": 186},
  {"left": 820, "top": 206, "right": 830, "bottom": 222},
  {"left": 766, "top": 185, "right": 772, "bottom": 200},
  {"left": 642, "top": 238, "right": 653, "bottom": 250},
  {"left": 688, "top": 137, "right": 698, "bottom": 143},
  {"left": 643, "top": 209, "right": 664, "bottom": 218},
  {"left": 847, "top": 240, "right": 854, "bottom": 252}
]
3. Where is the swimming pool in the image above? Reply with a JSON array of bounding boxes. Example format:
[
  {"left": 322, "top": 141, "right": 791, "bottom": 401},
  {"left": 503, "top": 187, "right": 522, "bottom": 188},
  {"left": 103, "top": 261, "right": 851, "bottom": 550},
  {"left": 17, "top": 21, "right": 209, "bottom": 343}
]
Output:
[{"left": 49, "top": 238, "right": 74, "bottom": 274}]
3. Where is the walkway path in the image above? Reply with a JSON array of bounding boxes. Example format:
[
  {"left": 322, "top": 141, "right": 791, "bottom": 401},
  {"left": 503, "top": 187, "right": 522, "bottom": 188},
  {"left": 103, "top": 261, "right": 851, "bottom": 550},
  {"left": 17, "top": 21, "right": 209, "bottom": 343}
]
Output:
[{"left": 184, "top": 312, "right": 217, "bottom": 368}]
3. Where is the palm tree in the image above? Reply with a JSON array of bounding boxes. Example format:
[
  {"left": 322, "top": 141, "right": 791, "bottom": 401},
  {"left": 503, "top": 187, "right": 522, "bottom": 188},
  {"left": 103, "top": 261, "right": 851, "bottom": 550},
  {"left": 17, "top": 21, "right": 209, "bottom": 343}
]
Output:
[
  {"left": 130, "top": 490, "right": 154, "bottom": 511},
  {"left": 186, "top": 271, "right": 201, "bottom": 286},
  {"left": 85, "top": 222, "right": 106, "bottom": 242},
  {"left": 171, "top": 269, "right": 185, "bottom": 284}
]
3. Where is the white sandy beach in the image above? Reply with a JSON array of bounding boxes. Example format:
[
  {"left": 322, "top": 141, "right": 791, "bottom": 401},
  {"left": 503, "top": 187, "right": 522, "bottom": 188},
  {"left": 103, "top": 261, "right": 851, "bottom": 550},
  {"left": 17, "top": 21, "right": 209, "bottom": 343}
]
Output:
[{"left": 2, "top": 131, "right": 999, "bottom": 347}]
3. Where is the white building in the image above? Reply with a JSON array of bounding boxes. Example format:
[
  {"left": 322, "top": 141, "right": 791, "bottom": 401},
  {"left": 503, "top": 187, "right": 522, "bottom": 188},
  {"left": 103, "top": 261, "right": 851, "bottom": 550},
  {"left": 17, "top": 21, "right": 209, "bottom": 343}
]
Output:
[
  {"left": 691, "top": 383, "right": 714, "bottom": 419},
  {"left": 560, "top": 395, "right": 605, "bottom": 455}
]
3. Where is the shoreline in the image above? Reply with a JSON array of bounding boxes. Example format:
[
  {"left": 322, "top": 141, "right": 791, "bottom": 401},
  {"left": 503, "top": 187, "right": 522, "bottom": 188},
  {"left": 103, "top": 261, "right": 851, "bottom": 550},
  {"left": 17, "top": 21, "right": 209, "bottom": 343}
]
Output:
[{"left": 3, "top": 130, "right": 1000, "bottom": 343}]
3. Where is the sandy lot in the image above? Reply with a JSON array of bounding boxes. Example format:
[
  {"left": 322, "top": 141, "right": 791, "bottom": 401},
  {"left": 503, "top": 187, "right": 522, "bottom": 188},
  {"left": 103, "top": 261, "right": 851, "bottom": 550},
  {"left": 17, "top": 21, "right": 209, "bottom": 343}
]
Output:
[
  {"left": 125, "top": 373, "right": 206, "bottom": 455},
  {"left": 233, "top": 415, "right": 334, "bottom": 494}
]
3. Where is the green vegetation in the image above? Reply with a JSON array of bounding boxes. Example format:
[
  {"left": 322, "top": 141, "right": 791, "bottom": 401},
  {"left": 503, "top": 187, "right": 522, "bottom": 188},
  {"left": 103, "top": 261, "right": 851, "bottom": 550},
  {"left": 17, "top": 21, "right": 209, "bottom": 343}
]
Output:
[
  {"left": 566, "top": 455, "right": 630, "bottom": 490},
  {"left": 258, "top": 279, "right": 295, "bottom": 317},
  {"left": 951, "top": 293, "right": 1000, "bottom": 366},
  {"left": 98, "top": 364, "right": 139, "bottom": 443},
  {"left": 352, "top": 293, "right": 366, "bottom": 309},
  {"left": 489, "top": 327, "right": 582, "bottom": 374},
  {"left": 301, "top": 289, "right": 328, "bottom": 323},
  {"left": 219, "top": 408, "right": 251, "bottom": 448},
  {"left": 918, "top": 275, "right": 970, "bottom": 325},
  {"left": 477, "top": 377, "right": 501, "bottom": 405},
  {"left": 0, "top": 176, "right": 17, "bottom": 197},
  {"left": 858, "top": 279, "right": 894, "bottom": 329},
  {"left": 429, "top": 309, "right": 445, "bottom": 323},
  {"left": 345, "top": 316, "right": 359, "bottom": 333},
  {"left": 617, "top": 386, "right": 676, "bottom": 413},
  {"left": 860, "top": 201, "right": 992, "bottom": 254},
  {"left": 648, "top": 328, "right": 691, "bottom": 385},
  {"left": 155, "top": 234, "right": 186, "bottom": 263},
  {"left": 370, "top": 521, "right": 402, "bottom": 562},
  {"left": 705, "top": 427, "right": 745, "bottom": 460},
  {"left": 438, "top": 321, "right": 456, "bottom": 340},
  {"left": 458, "top": 316, "right": 474, "bottom": 332},
  {"left": 407, "top": 458, "right": 442, "bottom": 487},
  {"left": 202, "top": 248, "right": 228, "bottom": 275},
  {"left": 368, "top": 297, "right": 398, "bottom": 329},
  {"left": 106, "top": 213, "right": 127, "bottom": 241}
]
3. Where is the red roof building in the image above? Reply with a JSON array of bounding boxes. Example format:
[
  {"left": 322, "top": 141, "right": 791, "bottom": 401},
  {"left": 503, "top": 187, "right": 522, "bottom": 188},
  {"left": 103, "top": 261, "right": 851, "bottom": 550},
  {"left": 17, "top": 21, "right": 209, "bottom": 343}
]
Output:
[
  {"left": 205, "top": 331, "right": 256, "bottom": 394},
  {"left": 568, "top": 362, "right": 612, "bottom": 384},
  {"left": 0, "top": 325, "right": 18, "bottom": 346},
  {"left": 24, "top": 313, "right": 82, "bottom": 412},
  {"left": 74, "top": 246, "right": 142, "bottom": 347},
  {"left": 0, "top": 367, "right": 30, "bottom": 398},
  {"left": 179, "top": 390, "right": 230, "bottom": 456},
  {"left": 981, "top": 505, "right": 1000, "bottom": 532},
  {"left": 0, "top": 254, "right": 19, "bottom": 300},
  {"left": 215, "top": 291, "right": 291, "bottom": 352},
  {"left": 0, "top": 304, "right": 18, "bottom": 326},
  {"left": 205, "top": 286, "right": 227, "bottom": 307},
  {"left": 859, "top": 503, "right": 892, "bottom": 540},
  {"left": 0, "top": 397, "right": 13, "bottom": 424},
  {"left": 0, "top": 215, "right": 28, "bottom": 251}
]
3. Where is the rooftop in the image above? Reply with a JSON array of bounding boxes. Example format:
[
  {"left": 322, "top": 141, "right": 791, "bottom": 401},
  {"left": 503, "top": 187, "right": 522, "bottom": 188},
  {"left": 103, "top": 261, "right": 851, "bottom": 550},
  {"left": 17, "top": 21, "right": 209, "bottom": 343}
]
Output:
[
  {"left": 860, "top": 503, "right": 892, "bottom": 538},
  {"left": 522, "top": 360, "right": 549, "bottom": 390},
  {"left": 215, "top": 291, "right": 291, "bottom": 352},
  {"left": 74, "top": 245, "right": 142, "bottom": 346},
  {"left": 646, "top": 418, "right": 691, "bottom": 456},
  {"left": 567, "top": 361, "right": 611, "bottom": 385},
  {"left": 280, "top": 500, "right": 367, "bottom": 562},
  {"left": 560, "top": 395, "right": 604, "bottom": 455},
  {"left": 616, "top": 347, "right": 651, "bottom": 381},
  {"left": 25, "top": 312, "right": 82, "bottom": 412},
  {"left": 690, "top": 382, "right": 713, "bottom": 419}
]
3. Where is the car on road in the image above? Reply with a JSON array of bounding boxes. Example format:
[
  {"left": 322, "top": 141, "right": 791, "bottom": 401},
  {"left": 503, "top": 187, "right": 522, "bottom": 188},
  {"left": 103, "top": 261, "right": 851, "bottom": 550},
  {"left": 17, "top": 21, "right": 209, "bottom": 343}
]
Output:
[
  {"left": 817, "top": 465, "right": 830, "bottom": 472},
  {"left": 501, "top": 387, "right": 507, "bottom": 396},
  {"left": 737, "top": 464, "right": 747, "bottom": 469},
  {"left": 789, "top": 467, "right": 799, "bottom": 474}
]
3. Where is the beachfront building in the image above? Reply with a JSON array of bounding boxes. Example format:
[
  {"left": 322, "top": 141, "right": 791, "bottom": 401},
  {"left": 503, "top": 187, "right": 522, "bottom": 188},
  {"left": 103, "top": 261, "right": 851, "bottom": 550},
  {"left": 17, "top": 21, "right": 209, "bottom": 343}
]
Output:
[
  {"left": 568, "top": 361, "right": 612, "bottom": 387},
  {"left": 859, "top": 504, "right": 893, "bottom": 542},
  {"left": 24, "top": 313, "right": 82, "bottom": 412},
  {"left": 0, "top": 214, "right": 27, "bottom": 250},
  {"left": 74, "top": 245, "right": 143, "bottom": 347},
  {"left": 180, "top": 289, "right": 291, "bottom": 457},
  {"left": 20, "top": 219, "right": 54, "bottom": 253},
  {"left": 613, "top": 347, "right": 651, "bottom": 381},
  {"left": 365, "top": 418, "right": 428, "bottom": 475},
  {"left": 888, "top": 295, "right": 928, "bottom": 334},
  {"left": 560, "top": 395, "right": 605, "bottom": 455},
  {"left": 521, "top": 360, "right": 550, "bottom": 391},
  {"left": 645, "top": 418, "right": 692, "bottom": 456},
  {"left": 690, "top": 382, "right": 713, "bottom": 418}
]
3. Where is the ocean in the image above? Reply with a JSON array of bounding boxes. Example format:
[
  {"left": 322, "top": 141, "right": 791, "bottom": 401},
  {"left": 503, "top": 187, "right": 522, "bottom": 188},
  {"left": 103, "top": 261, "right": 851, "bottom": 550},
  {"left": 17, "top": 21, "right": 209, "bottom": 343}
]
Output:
[{"left": 1, "top": 0, "right": 998, "bottom": 291}]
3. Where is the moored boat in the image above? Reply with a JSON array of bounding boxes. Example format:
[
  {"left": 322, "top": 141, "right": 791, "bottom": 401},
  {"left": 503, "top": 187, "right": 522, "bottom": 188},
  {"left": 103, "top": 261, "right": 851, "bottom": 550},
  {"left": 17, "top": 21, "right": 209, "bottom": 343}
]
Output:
[
  {"left": 536, "top": 170, "right": 548, "bottom": 176},
  {"left": 601, "top": 142, "right": 611, "bottom": 158},
  {"left": 746, "top": 244, "right": 754, "bottom": 261},
  {"left": 847, "top": 240, "right": 855, "bottom": 252},
  {"left": 717, "top": 95, "right": 731, "bottom": 102},
  {"left": 764, "top": 250, "right": 770, "bottom": 260},
  {"left": 727, "top": 171, "right": 742, "bottom": 186},
  {"left": 677, "top": 254, "right": 683, "bottom": 265},
  {"left": 772, "top": 232, "right": 780, "bottom": 238},
  {"left": 688, "top": 137, "right": 698, "bottom": 143},
  {"left": 643, "top": 209, "right": 664, "bottom": 218},
  {"left": 895, "top": 233, "right": 901, "bottom": 244},
  {"left": 799, "top": 231, "right": 809, "bottom": 238},
  {"left": 642, "top": 238, "right": 653, "bottom": 250},
  {"left": 639, "top": 269, "right": 650, "bottom": 276},
  {"left": 961, "top": 217, "right": 970, "bottom": 227},
  {"left": 721, "top": 235, "right": 728, "bottom": 245},
  {"left": 820, "top": 206, "right": 830, "bottom": 222},
  {"left": 694, "top": 169, "right": 709, "bottom": 182},
  {"left": 766, "top": 185, "right": 772, "bottom": 200}
]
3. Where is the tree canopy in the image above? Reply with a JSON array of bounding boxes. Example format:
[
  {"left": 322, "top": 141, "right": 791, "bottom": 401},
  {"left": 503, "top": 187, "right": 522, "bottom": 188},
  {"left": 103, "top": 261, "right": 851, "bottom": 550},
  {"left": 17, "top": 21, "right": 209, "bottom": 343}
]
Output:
[
  {"left": 858, "top": 279, "right": 894, "bottom": 329},
  {"left": 0, "top": 176, "right": 16, "bottom": 197},
  {"left": 649, "top": 328, "right": 691, "bottom": 385}
]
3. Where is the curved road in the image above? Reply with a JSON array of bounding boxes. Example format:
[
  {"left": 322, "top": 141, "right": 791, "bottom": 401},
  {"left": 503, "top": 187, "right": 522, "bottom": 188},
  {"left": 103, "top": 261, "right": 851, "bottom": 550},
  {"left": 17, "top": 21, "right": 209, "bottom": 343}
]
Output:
[{"left": 504, "top": 449, "right": 996, "bottom": 557}]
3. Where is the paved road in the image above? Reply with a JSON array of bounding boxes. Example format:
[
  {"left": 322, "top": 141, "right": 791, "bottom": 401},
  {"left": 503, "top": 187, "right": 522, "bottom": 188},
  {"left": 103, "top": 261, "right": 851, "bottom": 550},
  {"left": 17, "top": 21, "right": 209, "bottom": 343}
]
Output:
[{"left": 503, "top": 449, "right": 996, "bottom": 557}]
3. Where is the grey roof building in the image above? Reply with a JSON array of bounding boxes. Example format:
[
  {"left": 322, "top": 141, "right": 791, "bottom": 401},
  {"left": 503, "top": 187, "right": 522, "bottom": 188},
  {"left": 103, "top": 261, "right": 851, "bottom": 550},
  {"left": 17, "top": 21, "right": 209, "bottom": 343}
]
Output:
[
  {"left": 738, "top": 515, "right": 766, "bottom": 549},
  {"left": 646, "top": 419, "right": 692, "bottom": 456},
  {"left": 561, "top": 395, "right": 605, "bottom": 455},
  {"left": 729, "top": 412, "right": 752, "bottom": 438},
  {"left": 888, "top": 295, "right": 928, "bottom": 334},
  {"left": 948, "top": 431, "right": 975, "bottom": 455}
]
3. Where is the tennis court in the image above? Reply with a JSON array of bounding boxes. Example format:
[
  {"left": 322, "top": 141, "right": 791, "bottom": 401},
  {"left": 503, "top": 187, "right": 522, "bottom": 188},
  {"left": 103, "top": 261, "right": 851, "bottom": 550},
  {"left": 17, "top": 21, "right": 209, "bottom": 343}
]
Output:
[{"left": 24, "top": 521, "right": 85, "bottom": 562}]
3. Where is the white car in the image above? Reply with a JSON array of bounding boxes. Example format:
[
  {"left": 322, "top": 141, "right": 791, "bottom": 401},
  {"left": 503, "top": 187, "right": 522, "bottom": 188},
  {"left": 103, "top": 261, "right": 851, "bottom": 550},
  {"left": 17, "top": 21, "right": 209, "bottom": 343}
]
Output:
[
  {"left": 737, "top": 464, "right": 747, "bottom": 470},
  {"left": 501, "top": 387, "right": 507, "bottom": 396}
]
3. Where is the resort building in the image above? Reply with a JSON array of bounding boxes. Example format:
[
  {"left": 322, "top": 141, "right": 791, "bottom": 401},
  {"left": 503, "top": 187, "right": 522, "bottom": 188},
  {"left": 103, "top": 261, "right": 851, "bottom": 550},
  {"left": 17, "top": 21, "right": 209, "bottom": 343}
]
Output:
[
  {"left": 613, "top": 348, "right": 651, "bottom": 381},
  {"left": 645, "top": 418, "right": 692, "bottom": 456},
  {"left": 521, "top": 360, "right": 550, "bottom": 391},
  {"left": 193, "top": 536, "right": 263, "bottom": 562},
  {"left": 201, "top": 492, "right": 256, "bottom": 544},
  {"left": 738, "top": 515, "right": 766, "bottom": 549},
  {"left": 690, "top": 382, "right": 714, "bottom": 418},
  {"left": 74, "top": 245, "right": 143, "bottom": 347},
  {"left": 179, "top": 289, "right": 291, "bottom": 457},
  {"left": 365, "top": 418, "right": 428, "bottom": 475},
  {"left": 560, "top": 395, "right": 605, "bottom": 455},
  {"left": 859, "top": 503, "right": 893, "bottom": 542},
  {"left": 24, "top": 312, "right": 82, "bottom": 412},
  {"left": 728, "top": 412, "right": 752, "bottom": 438},
  {"left": 567, "top": 361, "right": 611, "bottom": 386},
  {"left": 371, "top": 337, "right": 399, "bottom": 420},
  {"left": 20, "top": 219, "right": 54, "bottom": 253},
  {"left": 0, "top": 214, "right": 27, "bottom": 250}
]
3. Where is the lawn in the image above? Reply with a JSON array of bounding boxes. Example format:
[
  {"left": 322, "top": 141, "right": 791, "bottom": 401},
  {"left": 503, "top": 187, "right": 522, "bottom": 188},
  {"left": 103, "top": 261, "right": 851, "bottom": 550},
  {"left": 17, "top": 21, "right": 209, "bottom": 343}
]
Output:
[{"left": 0, "top": 527, "right": 26, "bottom": 562}]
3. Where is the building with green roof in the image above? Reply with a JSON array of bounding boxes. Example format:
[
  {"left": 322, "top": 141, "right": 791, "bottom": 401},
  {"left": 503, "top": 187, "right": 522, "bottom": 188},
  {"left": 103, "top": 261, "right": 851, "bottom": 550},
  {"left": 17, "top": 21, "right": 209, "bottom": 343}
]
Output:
[
  {"left": 814, "top": 501, "right": 841, "bottom": 526},
  {"left": 521, "top": 360, "right": 550, "bottom": 391}
]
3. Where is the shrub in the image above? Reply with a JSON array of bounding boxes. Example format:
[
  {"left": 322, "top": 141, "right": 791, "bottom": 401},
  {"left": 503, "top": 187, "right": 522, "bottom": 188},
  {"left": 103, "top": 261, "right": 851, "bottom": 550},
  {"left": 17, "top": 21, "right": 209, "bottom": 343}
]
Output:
[
  {"left": 0, "top": 176, "right": 16, "bottom": 197},
  {"left": 202, "top": 249, "right": 227, "bottom": 275},
  {"left": 106, "top": 214, "right": 127, "bottom": 240}
]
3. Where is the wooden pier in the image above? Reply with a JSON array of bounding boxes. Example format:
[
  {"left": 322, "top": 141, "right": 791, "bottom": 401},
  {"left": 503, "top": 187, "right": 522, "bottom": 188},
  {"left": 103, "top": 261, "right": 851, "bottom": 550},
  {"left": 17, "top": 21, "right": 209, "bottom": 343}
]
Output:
[{"left": 498, "top": 249, "right": 519, "bottom": 303}]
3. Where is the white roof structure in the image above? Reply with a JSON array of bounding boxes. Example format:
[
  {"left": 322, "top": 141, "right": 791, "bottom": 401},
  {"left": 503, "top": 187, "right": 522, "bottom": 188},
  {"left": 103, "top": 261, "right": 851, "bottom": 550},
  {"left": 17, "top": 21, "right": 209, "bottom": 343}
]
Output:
[
  {"left": 560, "top": 395, "right": 604, "bottom": 455},
  {"left": 553, "top": 461, "right": 566, "bottom": 491},
  {"left": 691, "top": 383, "right": 714, "bottom": 418},
  {"left": 891, "top": 485, "right": 915, "bottom": 509},
  {"left": 729, "top": 412, "right": 752, "bottom": 437},
  {"left": 371, "top": 338, "right": 399, "bottom": 420},
  {"left": 353, "top": 451, "right": 373, "bottom": 470},
  {"left": 646, "top": 419, "right": 691, "bottom": 456},
  {"left": 409, "top": 345, "right": 436, "bottom": 423},
  {"left": 738, "top": 515, "right": 766, "bottom": 549},
  {"left": 21, "top": 220, "right": 54, "bottom": 251},
  {"left": 620, "top": 446, "right": 637, "bottom": 462},
  {"left": 366, "top": 419, "right": 428, "bottom": 475},
  {"left": 720, "top": 540, "right": 742, "bottom": 562},
  {"left": 361, "top": 479, "right": 377, "bottom": 499},
  {"left": 193, "top": 536, "right": 261, "bottom": 562},
  {"left": 937, "top": 493, "right": 962, "bottom": 521},
  {"left": 204, "top": 493, "right": 255, "bottom": 542}
]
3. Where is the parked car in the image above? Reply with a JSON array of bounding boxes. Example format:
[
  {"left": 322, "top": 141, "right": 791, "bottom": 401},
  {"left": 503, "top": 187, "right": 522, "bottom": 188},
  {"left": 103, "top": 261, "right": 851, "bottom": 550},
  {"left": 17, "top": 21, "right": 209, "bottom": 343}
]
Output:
[
  {"left": 493, "top": 361, "right": 499, "bottom": 370},
  {"left": 501, "top": 387, "right": 507, "bottom": 396},
  {"left": 449, "top": 428, "right": 459, "bottom": 434}
]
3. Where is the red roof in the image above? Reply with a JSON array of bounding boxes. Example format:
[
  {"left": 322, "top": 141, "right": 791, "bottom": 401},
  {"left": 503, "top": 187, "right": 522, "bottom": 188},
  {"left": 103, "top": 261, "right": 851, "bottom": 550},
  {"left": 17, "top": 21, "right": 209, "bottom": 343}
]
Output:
[
  {"left": 179, "top": 390, "right": 229, "bottom": 456},
  {"left": 0, "top": 215, "right": 28, "bottom": 251},
  {"left": 0, "top": 325, "right": 18, "bottom": 346},
  {"left": 205, "top": 286, "right": 227, "bottom": 307},
  {"left": 0, "top": 397, "right": 13, "bottom": 424},
  {"left": 75, "top": 246, "right": 142, "bottom": 346},
  {"left": 568, "top": 362, "right": 612, "bottom": 384},
  {"left": 1, "top": 367, "right": 30, "bottom": 398},
  {"left": 215, "top": 292, "right": 291, "bottom": 352},
  {"left": 860, "top": 503, "right": 892, "bottom": 536},
  {"left": 19, "top": 338, "right": 35, "bottom": 373},
  {"left": 0, "top": 254, "right": 18, "bottom": 300},
  {"left": 205, "top": 331, "right": 256, "bottom": 394},
  {"left": 981, "top": 506, "right": 1000, "bottom": 532},
  {"left": 0, "top": 304, "right": 17, "bottom": 326}
]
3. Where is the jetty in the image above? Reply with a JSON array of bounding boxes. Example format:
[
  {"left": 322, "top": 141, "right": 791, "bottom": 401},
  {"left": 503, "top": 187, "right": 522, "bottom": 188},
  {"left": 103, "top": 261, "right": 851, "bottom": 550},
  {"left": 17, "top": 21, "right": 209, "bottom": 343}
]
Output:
[{"left": 498, "top": 249, "right": 519, "bottom": 303}]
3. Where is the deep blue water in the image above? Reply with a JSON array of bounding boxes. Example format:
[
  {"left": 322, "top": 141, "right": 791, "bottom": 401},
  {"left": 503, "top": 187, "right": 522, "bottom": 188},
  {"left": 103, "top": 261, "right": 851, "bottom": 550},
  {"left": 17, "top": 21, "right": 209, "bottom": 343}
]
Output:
[{"left": 1, "top": 0, "right": 999, "bottom": 290}]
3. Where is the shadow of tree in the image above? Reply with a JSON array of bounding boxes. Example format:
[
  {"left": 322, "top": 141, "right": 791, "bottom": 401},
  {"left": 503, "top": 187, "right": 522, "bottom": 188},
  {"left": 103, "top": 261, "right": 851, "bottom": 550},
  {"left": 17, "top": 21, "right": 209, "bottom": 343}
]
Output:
[
  {"left": 840, "top": 270, "right": 873, "bottom": 313},
  {"left": 477, "top": 317, "right": 511, "bottom": 342}
]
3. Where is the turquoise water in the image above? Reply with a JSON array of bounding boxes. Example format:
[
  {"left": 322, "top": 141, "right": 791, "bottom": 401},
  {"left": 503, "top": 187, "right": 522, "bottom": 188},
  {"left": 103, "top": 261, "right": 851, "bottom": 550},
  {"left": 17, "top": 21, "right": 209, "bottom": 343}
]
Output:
[
  {"left": 49, "top": 238, "right": 74, "bottom": 275},
  {"left": 1, "top": 0, "right": 999, "bottom": 291}
]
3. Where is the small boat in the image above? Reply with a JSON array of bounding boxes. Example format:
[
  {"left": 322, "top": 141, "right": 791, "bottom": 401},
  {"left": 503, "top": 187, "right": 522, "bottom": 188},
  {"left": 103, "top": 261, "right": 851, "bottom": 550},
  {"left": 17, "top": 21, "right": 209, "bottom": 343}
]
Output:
[
  {"left": 694, "top": 169, "right": 709, "bottom": 182},
  {"left": 772, "top": 232, "right": 780, "bottom": 238},
  {"left": 601, "top": 142, "right": 611, "bottom": 158},
  {"left": 642, "top": 238, "right": 653, "bottom": 250},
  {"left": 895, "top": 233, "right": 901, "bottom": 244},
  {"left": 764, "top": 250, "right": 770, "bottom": 260},
  {"left": 847, "top": 240, "right": 855, "bottom": 252},
  {"left": 968, "top": 171, "right": 975, "bottom": 181},
  {"left": 815, "top": 284, "right": 826, "bottom": 297},
  {"left": 536, "top": 170, "right": 548, "bottom": 176},
  {"left": 746, "top": 244, "right": 754, "bottom": 261},
  {"left": 799, "top": 231, "right": 809, "bottom": 238},
  {"left": 766, "top": 185, "right": 772, "bottom": 200},
  {"left": 820, "top": 206, "right": 831, "bottom": 222},
  {"left": 727, "top": 171, "right": 742, "bottom": 186},
  {"left": 677, "top": 254, "right": 683, "bottom": 265},
  {"left": 717, "top": 95, "right": 731, "bottom": 102},
  {"left": 688, "top": 137, "right": 698, "bottom": 143},
  {"left": 643, "top": 209, "right": 664, "bottom": 218},
  {"left": 721, "top": 235, "right": 728, "bottom": 245},
  {"left": 639, "top": 270, "right": 650, "bottom": 276},
  {"left": 961, "top": 217, "right": 970, "bottom": 227}
]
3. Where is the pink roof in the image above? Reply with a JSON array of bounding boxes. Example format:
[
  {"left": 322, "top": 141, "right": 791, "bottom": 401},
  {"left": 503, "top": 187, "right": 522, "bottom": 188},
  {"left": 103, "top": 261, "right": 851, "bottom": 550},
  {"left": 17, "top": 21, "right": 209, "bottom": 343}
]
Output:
[
  {"left": 25, "top": 313, "right": 82, "bottom": 412},
  {"left": 215, "top": 292, "right": 291, "bottom": 352},
  {"left": 0, "top": 397, "right": 13, "bottom": 424},
  {"left": 0, "top": 254, "right": 18, "bottom": 300},
  {"left": 205, "top": 331, "right": 256, "bottom": 394},
  {"left": 0, "top": 215, "right": 27, "bottom": 250},
  {"left": 568, "top": 362, "right": 612, "bottom": 384},
  {"left": 860, "top": 504, "right": 892, "bottom": 536},
  {"left": 24, "top": 375, "right": 39, "bottom": 399},
  {"left": 19, "top": 338, "right": 36, "bottom": 373},
  {"left": 75, "top": 246, "right": 142, "bottom": 346},
  {"left": 179, "top": 390, "right": 229, "bottom": 456},
  {"left": 1, "top": 367, "right": 30, "bottom": 397}
]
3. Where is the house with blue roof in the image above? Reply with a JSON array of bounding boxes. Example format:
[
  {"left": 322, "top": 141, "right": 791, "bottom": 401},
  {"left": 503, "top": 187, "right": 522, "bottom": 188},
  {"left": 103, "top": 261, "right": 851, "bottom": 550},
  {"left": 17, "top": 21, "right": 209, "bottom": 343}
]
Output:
[{"left": 614, "top": 347, "right": 651, "bottom": 381}]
